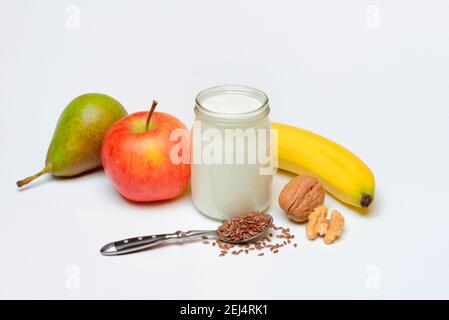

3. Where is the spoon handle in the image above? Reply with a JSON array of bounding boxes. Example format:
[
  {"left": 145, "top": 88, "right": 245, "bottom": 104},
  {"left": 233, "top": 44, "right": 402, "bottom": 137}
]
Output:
[{"left": 100, "top": 230, "right": 217, "bottom": 256}]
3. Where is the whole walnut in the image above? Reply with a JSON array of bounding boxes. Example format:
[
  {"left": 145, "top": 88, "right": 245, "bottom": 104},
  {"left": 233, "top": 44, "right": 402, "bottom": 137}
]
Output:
[{"left": 279, "top": 175, "right": 325, "bottom": 223}]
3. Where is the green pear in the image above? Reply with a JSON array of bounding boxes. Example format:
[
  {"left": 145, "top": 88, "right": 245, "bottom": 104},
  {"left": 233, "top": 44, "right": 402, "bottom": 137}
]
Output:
[{"left": 17, "top": 93, "right": 127, "bottom": 188}]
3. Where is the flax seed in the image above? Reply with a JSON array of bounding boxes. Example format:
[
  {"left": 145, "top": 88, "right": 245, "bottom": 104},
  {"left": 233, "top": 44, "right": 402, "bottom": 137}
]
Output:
[{"left": 208, "top": 213, "right": 297, "bottom": 257}]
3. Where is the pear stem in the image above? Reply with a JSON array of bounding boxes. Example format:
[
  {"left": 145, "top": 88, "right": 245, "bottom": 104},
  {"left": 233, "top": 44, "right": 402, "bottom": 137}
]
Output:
[
  {"left": 145, "top": 100, "right": 158, "bottom": 132},
  {"left": 16, "top": 166, "right": 49, "bottom": 188}
]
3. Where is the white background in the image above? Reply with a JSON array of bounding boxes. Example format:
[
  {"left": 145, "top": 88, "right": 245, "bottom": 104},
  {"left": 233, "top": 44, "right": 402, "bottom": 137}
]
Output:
[{"left": 1, "top": 0, "right": 448, "bottom": 299}]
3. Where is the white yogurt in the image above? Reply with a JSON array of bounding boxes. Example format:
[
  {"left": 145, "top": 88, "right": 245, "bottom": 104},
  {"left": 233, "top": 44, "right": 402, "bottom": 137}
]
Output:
[
  {"left": 200, "top": 94, "right": 262, "bottom": 114},
  {"left": 191, "top": 85, "right": 273, "bottom": 221}
]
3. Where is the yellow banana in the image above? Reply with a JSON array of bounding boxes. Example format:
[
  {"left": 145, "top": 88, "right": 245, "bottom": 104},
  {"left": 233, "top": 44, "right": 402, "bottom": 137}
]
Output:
[{"left": 272, "top": 122, "right": 375, "bottom": 208}]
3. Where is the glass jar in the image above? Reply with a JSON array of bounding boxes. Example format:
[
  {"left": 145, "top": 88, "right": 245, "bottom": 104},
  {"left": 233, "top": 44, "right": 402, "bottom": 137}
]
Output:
[{"left": 191, "top": 85, "right": 274, "bottom": 221}]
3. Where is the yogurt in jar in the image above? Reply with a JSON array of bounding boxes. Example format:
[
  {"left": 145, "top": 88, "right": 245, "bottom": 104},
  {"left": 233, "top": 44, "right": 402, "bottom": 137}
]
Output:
[{"left": 191, "top": 85, "right": 274, "bottom": 221}]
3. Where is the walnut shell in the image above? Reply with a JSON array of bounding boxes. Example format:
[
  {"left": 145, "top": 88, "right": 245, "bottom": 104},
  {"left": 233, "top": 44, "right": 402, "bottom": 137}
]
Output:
[{"left": 278, "top": 175, "right": 325, "bottom": 223}]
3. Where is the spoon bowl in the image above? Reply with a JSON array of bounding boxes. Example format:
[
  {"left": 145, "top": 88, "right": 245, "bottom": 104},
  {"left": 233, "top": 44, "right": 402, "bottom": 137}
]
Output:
[{"left": 216, "top": 215, "right": 273, "bottom": 244}]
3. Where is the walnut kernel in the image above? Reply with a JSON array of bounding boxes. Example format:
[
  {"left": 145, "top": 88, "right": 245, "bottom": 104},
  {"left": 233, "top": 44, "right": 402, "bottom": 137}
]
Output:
[
  {"left": 306, "top": 206, "right": 345, "bottom": 244},
  {"left": 306, "top": 206, "right": 328, "bottom": 240},
  {"left": 324, "top": 210, "right": 345, "bottom": 245}
]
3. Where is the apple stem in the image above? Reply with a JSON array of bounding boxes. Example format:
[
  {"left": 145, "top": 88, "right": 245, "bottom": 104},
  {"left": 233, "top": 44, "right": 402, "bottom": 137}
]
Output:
[
  {"left": 145, "top": 100, "right": 158, "bottom": 132},
  {"left": 16, "top": 166, "right": 50, "bottom": 188}
]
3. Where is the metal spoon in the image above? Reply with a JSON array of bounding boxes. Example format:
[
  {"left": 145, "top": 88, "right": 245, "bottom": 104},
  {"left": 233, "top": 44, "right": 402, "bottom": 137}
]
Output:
[{"left": 100, "top": 215, "right": 273, "bottom": 256}]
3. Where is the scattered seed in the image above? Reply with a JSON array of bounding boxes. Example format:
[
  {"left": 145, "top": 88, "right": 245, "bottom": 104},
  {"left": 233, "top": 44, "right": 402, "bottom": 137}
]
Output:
[{"left": 206, "top": 213, "right": 297, "bottom": 257}]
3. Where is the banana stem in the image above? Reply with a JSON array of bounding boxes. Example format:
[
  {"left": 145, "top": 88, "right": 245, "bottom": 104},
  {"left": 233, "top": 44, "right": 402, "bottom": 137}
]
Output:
[
  {"left": 145, "top": 100, "right": 158, "bottom": 132},
  {"left": 16, "top": 166, "right": 49, "bottom": 188}
]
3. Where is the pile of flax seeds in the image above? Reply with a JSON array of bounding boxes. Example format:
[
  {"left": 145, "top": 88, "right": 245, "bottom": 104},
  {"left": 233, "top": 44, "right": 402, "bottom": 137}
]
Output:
[{"left": 202, "top": 222, "right": 298, "bottom": 257}]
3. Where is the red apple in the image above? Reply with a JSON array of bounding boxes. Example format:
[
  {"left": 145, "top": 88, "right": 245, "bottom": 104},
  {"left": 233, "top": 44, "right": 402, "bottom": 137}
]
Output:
[{"left": 101, "top": 101, "right": 190, "bottom": 202}]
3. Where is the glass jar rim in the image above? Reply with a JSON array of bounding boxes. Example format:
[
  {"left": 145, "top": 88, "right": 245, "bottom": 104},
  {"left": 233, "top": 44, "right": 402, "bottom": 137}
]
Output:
[{"left": 195, "top": 85, "right": 270, "bottom": 123}]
